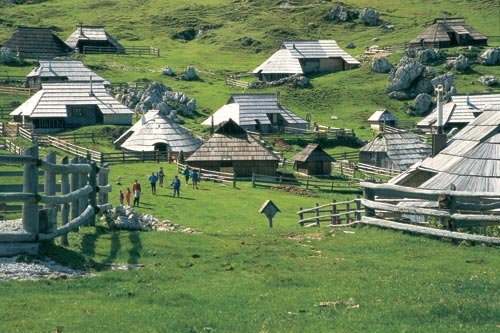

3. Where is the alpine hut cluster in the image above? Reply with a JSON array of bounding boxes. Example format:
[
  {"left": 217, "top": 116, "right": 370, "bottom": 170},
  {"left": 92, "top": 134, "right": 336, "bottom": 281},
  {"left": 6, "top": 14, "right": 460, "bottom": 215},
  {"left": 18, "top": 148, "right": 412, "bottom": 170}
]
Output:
[
  {"left": 253, "top": 40, "right": 360, "bottom": 81},
  {"left": 202, "top": 93, "right": 308, "bottom": 133},
  {"left": 410, "top": 18, "right": 487, "bottom": 49},
  {"left": 114, "top": 110, "right": 202, "bottom": 153},
  {"left": 187, "top": 119, "right": 280, "bottom": 177},
  {"left": 291, "top": 144, "right": 334, "bottom": 176}
]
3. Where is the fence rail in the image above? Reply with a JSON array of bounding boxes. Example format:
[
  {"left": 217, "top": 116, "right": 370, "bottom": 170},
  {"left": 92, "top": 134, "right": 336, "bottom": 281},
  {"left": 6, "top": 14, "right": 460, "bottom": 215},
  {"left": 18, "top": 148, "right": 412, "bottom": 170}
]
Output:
[
  {"left": 252, "top": 173, "right": 360, "bottom": 193},
  {"left": 177, "top": 162, "right": 236, "bottom": 187},
  {"left": 46, "top": 135, "right": 103, "bottom": 162},
  {"left": 82, "top": 46, "right": 160, "bottom": 56},
  {"left": 357, "top": 163, "right": 400, "bottom": 178},
  {"left": 2, "top": 139, "right": 24, "bottom": 155},
  {"left": 0, "top": 86, "right": 33, "bottom": 96},
  {"left": 297, "top": 198, "right": 362, "bottom": 227},
  {"left": 225, "top": 77, "right": 250, "bottom": 89}
]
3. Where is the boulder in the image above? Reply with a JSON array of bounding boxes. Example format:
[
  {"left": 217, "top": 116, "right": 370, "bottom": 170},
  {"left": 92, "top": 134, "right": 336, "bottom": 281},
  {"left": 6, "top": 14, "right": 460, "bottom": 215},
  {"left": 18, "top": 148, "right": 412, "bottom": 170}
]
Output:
[
  {"left": 371, "top": 56, "right": 393, "bottom": 73},
  {"left": 386, "top": 56, "right": 424, "bottom": 93},
  {"left": 162, "top": 66, "right": 175, "bottom": 76},
  {"left": 325, "top": 4, "right": 359, "bottom": 22},
  {"left": 240, "top": 36, "right": 255, "bottom": 47},
  {"left": 346, "top": 42, "right": 356, "bottom": 49},
  {"left": 417, "top": 48, "right": 442, "bottom": 65},
  {"left": 387, "top": 91, "right": 409, "bottom": 100},
  {"left": 413, "top": 93, "right": 432, "bottom": 115},
  {"left": 431, "top": 72, "right": 454, "bottom": 95},
  {"left": 451, "top": 54, "right": 469, "bottom": 71},
  {"left": 478, "top": 75, "right": 497, "bottom": 86},
  {"left": 479, "top": 47, "right": 500, "bottom": 66},
  {"left": 180, "top": 66, "right": 197, "bottom": 81},
  {"left": 0, "top": 47, "right": 14, "bottom": 64},
  {"left": 172, "top": 28, "right": 197, "bottom": 41},
  {"left": 359, "top": 7, "right": 380, "bottom": 26}
]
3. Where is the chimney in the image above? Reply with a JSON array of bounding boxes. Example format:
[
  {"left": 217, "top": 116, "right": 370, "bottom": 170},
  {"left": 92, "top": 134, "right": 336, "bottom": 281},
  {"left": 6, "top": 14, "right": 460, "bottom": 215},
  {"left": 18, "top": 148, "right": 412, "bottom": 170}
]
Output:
[
  {"left": 276, "top": 91, "right": 280, "bottom": 105},
  {"left": 79, "top": 22, "right": 83, "bottom": 36},
  {"left": 89, "top": 75, "right": 94, "bottom": 96},
  {"left": 466, "top": 93, "right": 471, "bottom": 107},
  {"left": 432, "top": 84, "right": 447, "bottom": 156}
]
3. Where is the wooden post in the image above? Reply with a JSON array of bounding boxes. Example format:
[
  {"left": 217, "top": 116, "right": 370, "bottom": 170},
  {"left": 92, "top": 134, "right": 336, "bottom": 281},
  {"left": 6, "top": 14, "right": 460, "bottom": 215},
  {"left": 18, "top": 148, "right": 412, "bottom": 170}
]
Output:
[
  {"left": 364, "top": 188, "right": 376, "bottom": 217},
  {"left": 355, "top": 195, "right": 362, "bottom": 221},
  {"left": 448, "top": 195, "right": 457, "bottom": 231},
  {"left": 70, "top": 157, "right": 79, "bottom": 221},
  {"left": 44, "top": 152, "right": 57, "bottom": 210},
  {"left": 345, "top": 200, "right": 351, "bottom": 224},
  {"left": 315, "top": 203, "right": 320, "bottom": 226},
  {"left": 102, "top": 163, "right": 109, "bottom": 204},
  {"left": 252, "top": 173, "right": 256, "bottom": 188},
  {"left": 22, "top": 146, "right": 39, "bottom": 234},
  {"left": 331, "top": 199, "right": 337, "bottom": 225},
  {"left": 60, "top": 156, "right": 70, "bottom": 246},
  {"left": 232, "top": 173, "right": 236, "bottom": 188},
  {"left": 78, "top": 157, "right": 88, "bottom": 216},
  {"left": 88, "top": 162, "right": 98, "bottom": 226},
  {"left": 299, "top": 207, "right": 304, "bottom": 227},
  {"left": 306, "top": 177, "right": 310, "bottom": 190}
]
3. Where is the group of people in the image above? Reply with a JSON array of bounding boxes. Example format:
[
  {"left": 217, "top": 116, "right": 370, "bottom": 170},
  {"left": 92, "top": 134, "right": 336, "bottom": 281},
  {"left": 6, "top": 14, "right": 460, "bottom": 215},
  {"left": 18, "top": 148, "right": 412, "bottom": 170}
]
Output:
[{"left": 118, "top": 166, "right": 201, "bottom": 206}]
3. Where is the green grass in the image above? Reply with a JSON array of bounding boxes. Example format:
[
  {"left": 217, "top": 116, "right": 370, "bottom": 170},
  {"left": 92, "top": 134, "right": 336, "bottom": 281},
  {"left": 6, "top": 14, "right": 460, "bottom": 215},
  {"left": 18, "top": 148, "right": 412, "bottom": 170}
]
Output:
[{"left": 0, "top": 162, "right": 498, "bottom": 332}]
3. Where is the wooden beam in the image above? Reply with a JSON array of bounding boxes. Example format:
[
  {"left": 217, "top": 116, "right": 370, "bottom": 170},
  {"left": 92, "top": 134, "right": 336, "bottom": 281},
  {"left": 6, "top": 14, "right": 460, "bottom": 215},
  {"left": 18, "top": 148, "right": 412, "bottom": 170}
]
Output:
[{"left": 360, "top": 198, "right": 450, "bottom": 218}]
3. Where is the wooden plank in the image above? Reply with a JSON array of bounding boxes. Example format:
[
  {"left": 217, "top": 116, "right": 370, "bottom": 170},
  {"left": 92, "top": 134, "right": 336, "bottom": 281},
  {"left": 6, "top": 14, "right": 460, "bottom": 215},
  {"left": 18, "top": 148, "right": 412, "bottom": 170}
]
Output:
[
  {"left": 360, "top": 198, "right": 450, "bottom": 218},
  {"left": 0, "top": 232, "right": 37, "bottom": 242},
  {"left": 361, "top": 217, "right": 500, "bottom": 245},
  {"left": 0, "top": 184, "right": 61, "bottom": 192},
  {"left": 0, "top": 243, "right": 39, "bottom": 256}
]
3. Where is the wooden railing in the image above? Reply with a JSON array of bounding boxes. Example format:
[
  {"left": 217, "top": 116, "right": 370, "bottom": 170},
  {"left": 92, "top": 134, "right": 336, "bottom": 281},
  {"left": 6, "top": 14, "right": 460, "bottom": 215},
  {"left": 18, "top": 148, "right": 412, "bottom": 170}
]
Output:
[
  {"left": 177, "top": 162, "right": 236, "bottom": 187},
  {"left": 82, "top": 46, "right": 160, "bottom": 56},
  {"left": 0, "top": 147, "right": 111, "bottom": 255},
  {"left": 357, "top": 163, "right": 400, "bottom": 178},
  {"left": 284, "top": 126, "right": 355, "bottom": 139},
  {"left": 3, "top": 139, "right": 24, "bottom": 155},
  {"left": 225, "top": 77, "right": 250, "bottom": 89},
  {"left": 297, "top": 198, "right": 362, "bottom": 227},
  {"left": 0, "top": 86, "right": 34, "bottom": 96},
  {"left": 46, "top": 135, "right": 103, "bottom": 162},
  {"left": 252, "top": 173, "right": 360, "bottom": 193},
  {"left": 360, "top": 182, "right": 500, "bottom": 245}
]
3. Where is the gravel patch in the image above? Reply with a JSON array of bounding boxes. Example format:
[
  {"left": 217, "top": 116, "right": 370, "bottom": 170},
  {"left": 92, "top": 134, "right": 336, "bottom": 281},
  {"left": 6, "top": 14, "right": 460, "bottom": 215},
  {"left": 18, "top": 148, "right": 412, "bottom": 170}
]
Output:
[{"left": 0, "top": 256, "right": 86, "bottom": 281}]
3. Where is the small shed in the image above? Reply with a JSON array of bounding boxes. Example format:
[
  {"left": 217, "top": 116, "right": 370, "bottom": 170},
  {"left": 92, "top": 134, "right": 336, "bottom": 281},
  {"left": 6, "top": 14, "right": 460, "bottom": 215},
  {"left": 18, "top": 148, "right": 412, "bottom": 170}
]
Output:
[
  {"left": 359, "top": 128, "right": 431, "bottom": 171},
  {"left": 1, "top": 27, "right": 72, "bottom": 59},
  {"left": 367, "top": 109, "right": 397, "bottom": 131},
  {"left": 410, "top": 18, "right": 487, "bottom": 49},
  {"left": 202, "top": 93, "right": 308, "bottom": 133},
  {"left": 253, "top": 40, "right": 360, "bottom": 81},
  {"left": 26, "top": 60, "right": 108, "bottom": 89},
  {"left": 65, "top": 24, "right": 124, "bottom": 53},
  {"left": 187, "top": 119, "right": 280, "bottom": 177},
  {"left": 291, "top": 144, "right": 334, "bottom": 176},
  {"left": 10, "top": 82, "right": 133, "bottom": 129},
  {"left": 114, "top": 110, "right": 202, "bottom": 153}
]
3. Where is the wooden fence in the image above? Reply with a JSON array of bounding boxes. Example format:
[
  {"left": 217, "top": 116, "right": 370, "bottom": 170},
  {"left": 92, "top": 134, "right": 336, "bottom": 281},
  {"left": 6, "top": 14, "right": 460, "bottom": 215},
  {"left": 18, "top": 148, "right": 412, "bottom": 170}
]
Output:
[
  {"left": 0, "top": 147, "right": 111, "bottom": 255},
  {"left": 225, "top": 76, "right": 250, "bottom": 89},
  {"left": 0, "top": 86, "right": 34, "bottom": 96},
  {"left": 252, "top": 173, "right": 360, "bottom": 193},
  {"left": 46, "top": 135, "right": 103, "bottom": 162},
  {"left": 2, "top": 139, "right": 24, "bottom": 155},
  {"left": 284, "top": 126, "right": 355, "bottom": 140},
  {"left": 177, "top": 162, "right": 236, "bottom": 187},
  {"left": 357, "top": 163, "right": 400, "bottom": 178},
  {"left": 297, "top": 198, "right": 362, "bottom": 227},
  {"left": 360, "top": 182, "right": 500, "bottom": 245},
  {"left": 82, "top": 46, "right": 160, "bottom": 56}
]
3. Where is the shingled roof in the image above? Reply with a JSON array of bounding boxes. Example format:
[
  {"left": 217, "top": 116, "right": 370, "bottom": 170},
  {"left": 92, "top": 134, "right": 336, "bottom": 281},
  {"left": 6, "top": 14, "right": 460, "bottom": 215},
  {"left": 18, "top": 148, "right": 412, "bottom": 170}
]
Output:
[
  {"left": 1, "top": 27, "right": 72, "bottom": 59},
  {"left": 26, "top": 60, "right": 108, "bottom": 84},
  {"left": 202, "top": 93, "right": 307, "bottom": 129},
  {"left": 410, "top": 18, "right": 487, "bottom": 47},
  {"left": 360, "top": 128, "right": 432, "bottom": 171},
  {"left": 187, "top": 119, "right": 279, "bottom": 162},
  {"left": 115, "top": 110, "right": 202, "bottom": 153},
  {"left": 65, "top": 25, "right": 124, "bottom": 51},
  {"left": 292, "top": 144, "right": 334, "bottom": 163}
]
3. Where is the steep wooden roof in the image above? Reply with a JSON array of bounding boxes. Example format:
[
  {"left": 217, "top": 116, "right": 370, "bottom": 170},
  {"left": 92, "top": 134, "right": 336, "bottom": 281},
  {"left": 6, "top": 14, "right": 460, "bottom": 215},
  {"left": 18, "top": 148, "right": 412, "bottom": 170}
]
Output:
[
  {"left": 292, "top": 143, "right": 334, "bottom": 163},
  {"left": 360, "top": 128, "right": 431, "bottom": 170},
  {"left": 65, "top": 25, "right": 123, "bottom": 50},
  {"left": 26, "top": 60, "right": 108, "bottom": 84},
  {"left": 187, "top": 119, "right": 279, "bottom": 162},
  {"left": 367, "top": 109, "right": 396, "bottom": 122},
  {"left": 1, "top": 27, "right": 72, "bottom": 59},
  {"left": 410, "top": 18, "right": 487, "bottom": 45}
]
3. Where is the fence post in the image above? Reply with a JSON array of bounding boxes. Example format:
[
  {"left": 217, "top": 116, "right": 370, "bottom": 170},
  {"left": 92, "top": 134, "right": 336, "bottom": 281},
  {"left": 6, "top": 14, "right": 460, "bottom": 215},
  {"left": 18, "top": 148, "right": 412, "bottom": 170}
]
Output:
[
  {"left": 88, "top": 162, "right": 98, "bottom": 226},
  {"left": 306, "top": 177, "right": 310, "bottom": 190},
  {"left": 345, "top": 200, "right": 350, "bottom": 224},
  {"left": 364, "top": 188, "right": 375, "bottom": 217},
  {"left": 60, "top": 156, "right": 70, "bottom": 246},
  {"left": 78, "top": 157, "right": 88, "bottom": 217},
  {"left": 330, "top": 199, "right": 337, "bottom": 225},
  {"left": 315, "top": 203, "right": 320, "bottom": 226},
  {"left": 102, "top": 163, "right": 109, "bottom": 204},
  {"left": 22, "top": 146, "right": 39, "bottom": 234},
  {"left": 232, "top": 173, "right": 236, "bottom": 188},
  {"left": 252, "top": 173, "right": 256, "bottom": 188},
  {"left": 355, "top": 195, "right": 362, "bottom": 221},
  {"left": 70, "top": 157, "right": 79, "bottom": 221},
  {"left": 299, "top": 207, "right": 304, "bottom": 227},
  {"left": 43, "top": 152, "right": 57, "bottom": 234}
]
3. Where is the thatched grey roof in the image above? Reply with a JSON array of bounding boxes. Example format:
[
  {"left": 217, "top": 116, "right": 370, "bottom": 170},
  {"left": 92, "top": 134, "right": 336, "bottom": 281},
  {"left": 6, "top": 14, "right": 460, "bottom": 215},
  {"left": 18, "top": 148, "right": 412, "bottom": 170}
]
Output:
[
  {"left": 253, "top": 40, "right": 360, "bottom": 75},
  {"left": 10, "top": 82, "right": 133, "bottom": 120},
  {"left": 115, "top": 110, "right": 202, "bottom": 153},
  {"left": 26, "top": 60, "right": 108, "bottom": 84},
  {"left": 65, "top": 25, "right": 123, "bottom": 50},
  {"left": 1, "top": 27, "right": 72, "bottom": 59},
  {"left": 187, "top": 119, "right": 279, "bottom": 162},
  {"left": 392, "top": 105, "right": 500, "bottom": 192},
  {"left": 410, "top": 18, "right": 487, "bottom": 45},
  {"left": 292, "top": 143, "right": 334, "bottom": 163},
  {"left": 360, "top": 128, "right": 431, "bottom": 170},
  {"left": 367, "top": 109, "right": 396, "bottom": 122},
  {"left": 417, "top": 93, "right": 500, "bottom": 129},
  {"left": 202, "top": 93, "right": 307, "bottom": 128}
]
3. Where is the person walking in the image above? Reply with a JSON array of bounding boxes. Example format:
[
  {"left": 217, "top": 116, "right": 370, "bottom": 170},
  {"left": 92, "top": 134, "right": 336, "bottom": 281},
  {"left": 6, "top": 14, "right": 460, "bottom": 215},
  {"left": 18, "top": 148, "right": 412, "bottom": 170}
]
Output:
[
  {"left": 183, "top": 166, "right": 190, "bottom": 184},
  {"left": 148, "top": 172, "right": 158, "bottom": 195},
  {"left": 132, "top": 180, "right": 141, "bottom": 207},
  {"left": 171, "top": 175, "right": 181, "bottom": 198},
  {"left": 191, "top": 169, "right": 199, "bottom": 189},
  {"left": 158, "top": 167, "right": 165, "bottom": 187},
  {"left": 125, "top": 187, "right": 131, "bottom": 206},
  {"left": 118, "top": 189, "right": 124, "bottom": 205}
]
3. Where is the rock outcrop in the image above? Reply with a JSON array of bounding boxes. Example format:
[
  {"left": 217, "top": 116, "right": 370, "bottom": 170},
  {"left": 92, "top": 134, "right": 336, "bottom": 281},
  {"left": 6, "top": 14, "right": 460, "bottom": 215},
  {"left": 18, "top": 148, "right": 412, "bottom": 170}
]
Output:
[
  {"left": 371, "top": 56, "right": 393, "bottom": 73},
  {"left": 478, "top": 75, "right": 497, "bottom": 86},
  {"left": 479, "top": 47, "right": 500, "bottom": 66},
  {"left": 413, "top": 93, "right": 433, "bottom": 115},
  {"left": 325, "top": 3, "right": 359, "bottom": 22},
  {"left": 359, "top": 7, "right": 380, "bottom": 26}
]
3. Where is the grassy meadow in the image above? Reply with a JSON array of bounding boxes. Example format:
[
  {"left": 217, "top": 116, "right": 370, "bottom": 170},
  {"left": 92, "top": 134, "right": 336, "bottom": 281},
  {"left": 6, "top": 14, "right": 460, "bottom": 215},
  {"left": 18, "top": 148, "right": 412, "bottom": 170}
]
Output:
[{"left": 0, "top": 0, "right": 500, "bottom": 331}]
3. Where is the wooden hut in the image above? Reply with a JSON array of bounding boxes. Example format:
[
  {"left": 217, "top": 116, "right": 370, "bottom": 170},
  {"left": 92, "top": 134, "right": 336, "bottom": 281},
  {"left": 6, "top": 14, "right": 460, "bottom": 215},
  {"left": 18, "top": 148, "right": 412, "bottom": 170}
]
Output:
[
  {"left": 10, "top": 82, "right": 133, "bottom": 130},
  {"left": 1, "top": 27, "right": 72, "bottom": 59},
  {"left": 26, "top": 60, "right": 108, "bottom": 89},
  {"left": 186, "top": 119, "right": 279, "bottom": 177},
  {"left": 202, "top": 93, "right": 308, "bottom": 133},
  {"left": 359, "top": 128, "right": 431, "bottom": 171},
  {"left": 367, "top": 109, "right": 397, "bottom": 131},
  {"left": 253, "top": 40, "right": 360, "bottom": 81},
  {"left": 114, "top": 110, "right": 202, "bottom": 153},
  {"left": 291, "top": 144, "right": 334, "bottom": 176},
  {"left": 65, "top": 24, "right": 124, "bottom": 54},
  {"left": 417, "top": 93, "right": 500, "bottom": 133},
  {"left": 410, "top": 18, "right": 487, "bottom": 49}
]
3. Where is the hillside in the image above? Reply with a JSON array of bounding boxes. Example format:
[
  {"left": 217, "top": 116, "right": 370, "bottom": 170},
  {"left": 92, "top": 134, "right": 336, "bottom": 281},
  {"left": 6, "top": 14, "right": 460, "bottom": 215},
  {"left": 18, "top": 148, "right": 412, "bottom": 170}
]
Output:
[{"left": 1, "top": 0, "right": 500, "bottom": 140}]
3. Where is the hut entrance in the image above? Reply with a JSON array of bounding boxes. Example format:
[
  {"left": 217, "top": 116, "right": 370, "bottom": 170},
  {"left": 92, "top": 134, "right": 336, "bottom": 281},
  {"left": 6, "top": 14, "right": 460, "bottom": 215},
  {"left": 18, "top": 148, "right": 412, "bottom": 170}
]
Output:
[
  {"left": 220, "top": 161, "right": 234, "bottom": 174},
  {"left": 154, "top": 143, "right": 169, "bottom": 152}
]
